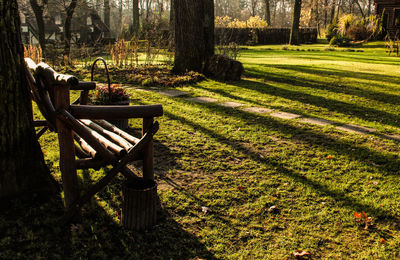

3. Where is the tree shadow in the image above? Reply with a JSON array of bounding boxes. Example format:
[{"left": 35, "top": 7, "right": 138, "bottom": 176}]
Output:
[
  {"left": 228, "top": 78, "right": 400, "bottom": 128},
  {"left": 161, "top": 99, "right": 400, "bottom": 227},
  {"left": 0, "top": 194, "right": 72, "bottom": 258},
  {"left": 72, "top": 190, "right": 217, "bottom": 259}
]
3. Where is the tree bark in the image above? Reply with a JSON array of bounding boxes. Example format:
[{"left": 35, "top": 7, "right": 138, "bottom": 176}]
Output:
[
  {"left": 204, "top": 0, "right": 214, "bottom": 58},
  {"left": 264, "top": 0, "right": 271, "bottom": 25},
  {"left": 173, "top": 0, "right": 214, "bottom": 74},
  {"left": 63, "top": 0, "right": 78, "bottom": 64},
  {"left": 289, "top": 0, "right": 302, "bottom": 45},
  {"left": 0, "top": 0, "right": 55, "bottom": 198},
  {"left": 132, "top": 0, "right": 140, "bottom": 36}
]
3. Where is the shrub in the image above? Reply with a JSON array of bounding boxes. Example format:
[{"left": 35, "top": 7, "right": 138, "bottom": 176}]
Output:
[
  {"left": 215, "top": 16, "right": 268, "bottom": 28},
  {"left": 326, "top": 20, "right": 338, "bottom": 42},
  {"left": 329, "top": 34, "right": 351, "bottom": 47}
]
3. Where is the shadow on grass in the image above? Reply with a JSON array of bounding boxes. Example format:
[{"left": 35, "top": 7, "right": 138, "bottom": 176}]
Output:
[
  {"left": 163, "top": 98, "right": 400, "bottom": 222},
  {"left": 257, "top": 64, "right": 400, "bottom": 90},
  {"left": 75, "top": 188, "right": 217, "bottom": 259},
  {"left": 0, "top": 184, "right": 215, "bottom": 259},
  {"left": 229, "top": 78, "right": 400, "bottom": 128}
]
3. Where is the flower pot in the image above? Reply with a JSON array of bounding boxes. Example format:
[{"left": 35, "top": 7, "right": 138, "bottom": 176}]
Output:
[
  {"left": 121, "top": 179, "right": 157, "bottom": 231},
  {"left": 105, "top": 100, "right": 130, "bottom": 129}
]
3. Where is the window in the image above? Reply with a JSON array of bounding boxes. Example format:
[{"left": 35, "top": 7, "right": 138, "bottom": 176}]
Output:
[
  {"left": 20, "top": 13, "right": 26, "bottom": 24},
  {"left": 55, "top": 14, "right": 62, "bottom": 25}
]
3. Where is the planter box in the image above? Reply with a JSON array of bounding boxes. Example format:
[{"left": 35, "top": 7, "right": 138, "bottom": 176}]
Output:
[{"left": 121, "top": 179, "right": 157, "bottom": 231}]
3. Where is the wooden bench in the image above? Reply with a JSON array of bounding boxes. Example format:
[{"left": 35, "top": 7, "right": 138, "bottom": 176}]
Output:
[{"left": 25, "top": 58, "right": 163, "bottom": 221}]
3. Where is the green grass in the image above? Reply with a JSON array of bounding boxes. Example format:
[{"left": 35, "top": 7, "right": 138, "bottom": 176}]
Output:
[{"left": 2, "top": 41, "right": 400, "bottom": 259}]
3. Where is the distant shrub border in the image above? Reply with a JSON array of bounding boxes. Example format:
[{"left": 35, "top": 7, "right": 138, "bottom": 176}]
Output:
[
  {"left": 215, "top": 27, "right": 318, "bottom": 45},
  {"left": 62, "top": 66, "right": 205, "bottom": 88}
]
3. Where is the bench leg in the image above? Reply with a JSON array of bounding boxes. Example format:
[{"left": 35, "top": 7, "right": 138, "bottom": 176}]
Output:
[
  {"left": 55, "top": 86, "right": 79, "bottom": 209},
  {"left": 142, "top": 117, "right": 154, "bottom": 180}
]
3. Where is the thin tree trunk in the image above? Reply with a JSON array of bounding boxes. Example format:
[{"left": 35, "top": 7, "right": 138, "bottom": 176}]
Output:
[
  {"left": 324, "top": 0, "right": 328, "bottom": 27},
  {"left": 309, "top": 0, "right": 315, "bottom": 27},
  {"left": 169, "top": 0, "right": 175, "bottom": 49},
  {"left": 330, "top": 0, "right": 336, "bottom": 23},
  {"left": 0, "top": 0, "right": 55, "bottom": 198},
  {"left": 63, "top": 0, "right": 78, "bottom": 64},
  {"left": 264, "top": 0, "right": 271, "bottom": 25},
  {"left": 367, "top": 0, "right": 371, "bottom": 16},
  {"left": 353, "top": 0, "right": 365, "bottom": 18},
  {"left": 119, "top": 0, "right": 123, "bottom": 35},
  {"left": 104, "top": 0, "right": 110, "bottom": 29},
  {"left": 289, "top": 0, "right": 302, "bottom": 45},
  {"left": 29, "top": 0, "right": 47, "bottom": 56}
]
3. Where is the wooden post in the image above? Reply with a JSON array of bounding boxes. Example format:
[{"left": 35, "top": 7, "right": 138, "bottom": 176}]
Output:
[
  {"left": 54, "top": 84, "right": 79, "bottom": 209},
  {"left": 142, "top": 117, "right": 154, "bottom": 180}
]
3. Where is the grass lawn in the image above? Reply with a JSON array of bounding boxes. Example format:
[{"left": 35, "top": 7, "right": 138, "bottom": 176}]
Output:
[{"left": 2, "top": 41, "right": 400, "bottom": 259}]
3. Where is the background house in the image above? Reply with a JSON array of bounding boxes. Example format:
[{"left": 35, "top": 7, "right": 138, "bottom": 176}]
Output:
[
  {"left": 375, "top": 0, "right": 400, "bottom": 38},
  {"left": 21, "top": 1, "right": 114, "bottom": 46}
]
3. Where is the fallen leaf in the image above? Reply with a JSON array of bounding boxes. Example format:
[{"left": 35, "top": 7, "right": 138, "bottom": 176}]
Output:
[
  {"left": 354, "top": 212, "right": 362, "bottom": 218},
  {"left": 327, "top": 155, "right": 334, "bottom": 159},
  {"left": 238, "top": 186, "right": 245, "bottom": 191},
  {"left": 201, "top": 206, "right": 210, "bottom": 215},
  {"left": 268, "top": 205, "right": 280, "bottom": 214},
  {"left": 293, "top": 249, "right": 312, "bottom": 259},
  {"left": 380, "top": 238, "right": 387, "bottom": 244}
]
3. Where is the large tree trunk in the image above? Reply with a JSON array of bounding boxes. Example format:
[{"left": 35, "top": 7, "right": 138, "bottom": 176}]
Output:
[
  {"left": 63, "top": 0, "right": 78, "bottom": 64},
  {"left": 289, "top": 0, "right": 302, "bottom": 45},
  {"left": 29, "top": 0, "right": 47, "bottom": 56},
  {"left": 264, "top": 0, "right": 271, "bottom": 25},
  {"left": 132, "top": 0, "right": 140, "bottom": 36},
  {"left": 173, "top": 0, "right": 214, "bottom": 74},
  {"left": 0, "top": 0, "right": 55, "bottom": 198},
  {"left": 204, "top": 0, "right": 214, "bottom": 58}
]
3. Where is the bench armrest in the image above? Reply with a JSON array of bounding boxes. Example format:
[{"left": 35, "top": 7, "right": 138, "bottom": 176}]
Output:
[
  {"left": 70, "top": 81, "right": 96, "bottom": 91},
  {"left": 69, "top": 104, "right": 163, "bottom": 119}
]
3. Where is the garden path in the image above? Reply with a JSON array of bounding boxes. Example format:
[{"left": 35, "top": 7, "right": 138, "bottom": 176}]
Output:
[{"left": 131, "top": 86, "right": 400, "bottom": 142}]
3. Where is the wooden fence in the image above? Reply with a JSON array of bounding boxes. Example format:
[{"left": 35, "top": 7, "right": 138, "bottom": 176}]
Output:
[{"left": 215, "top": 27, "right": 318, "bottom": 45}]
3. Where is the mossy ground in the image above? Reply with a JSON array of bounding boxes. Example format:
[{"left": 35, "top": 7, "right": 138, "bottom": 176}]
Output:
[{"left": 2, "top": 41, "right": 400, "bottom": 259}]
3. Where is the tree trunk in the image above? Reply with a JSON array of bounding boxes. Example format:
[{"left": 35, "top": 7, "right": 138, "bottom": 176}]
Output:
[
  {"left": 119, "top": 0, "right": 123, "bottom": 35},
  {"left": 204, "top": 0, "right": 214, "bottom": 58},
  {"left": 169, "top": 0, "right": 175, "bottom": 49},
  {"left": 0, "top": 0, "right": 55, "bottom": 198},
  {"left": 330, "top": 0, "right": 336, "bottom": 23},
  {"left": 264, "top": 0, "right": 271, "bottom": 25},
  {"left": 173, "top": 0, "right": 214, "bottom": 74},
  {"left": 132, "top": 0, "right": 140, "bottom": 36},
  {"left": 324, "top": 0, "right": 328, "bottom": 27},
  {"left": 289, "top": 0, "right": 302, "bottom": 45},
  {"left": 104, "top": 0, "right": 110, "bottom": 30},
  {"left": 63, "top": 0, "right": 78, "bottom": 64},
  {"left": 309, "top": 0, "right": 314, "bottom": 27},
  {"left": 353, "top": 0, "right": 365, "bottom": 18},
  {"left": 29, "top": 0, "right": 47, "bottom": 56},
  {"left": 367, "top": 0, "right": 371, "bottom": 16}
]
